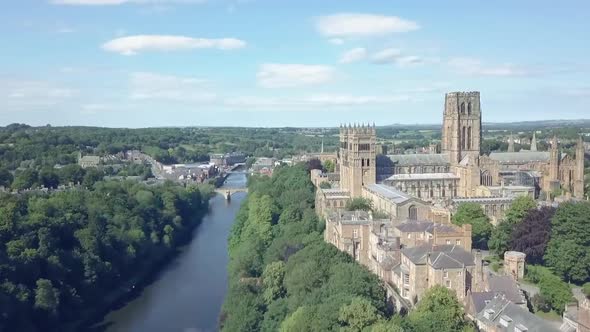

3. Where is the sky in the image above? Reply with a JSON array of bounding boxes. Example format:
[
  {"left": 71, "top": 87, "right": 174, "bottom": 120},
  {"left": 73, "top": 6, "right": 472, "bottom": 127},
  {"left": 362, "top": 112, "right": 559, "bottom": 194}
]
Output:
[{"left": 1, "top": 0, "right": 589, "bottom": 128}]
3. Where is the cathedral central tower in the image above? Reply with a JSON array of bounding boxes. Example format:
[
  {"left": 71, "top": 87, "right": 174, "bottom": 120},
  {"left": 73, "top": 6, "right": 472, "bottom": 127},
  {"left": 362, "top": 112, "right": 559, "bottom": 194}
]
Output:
[{"left": 441, "top": 91, "right": 482, "bottom": 164}]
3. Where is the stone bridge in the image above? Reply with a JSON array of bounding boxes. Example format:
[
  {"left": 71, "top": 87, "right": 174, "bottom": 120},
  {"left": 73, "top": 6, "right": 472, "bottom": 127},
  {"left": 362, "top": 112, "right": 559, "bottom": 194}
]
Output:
[{"left": 214, "top": 188, "right": 248, "bottom": 200}]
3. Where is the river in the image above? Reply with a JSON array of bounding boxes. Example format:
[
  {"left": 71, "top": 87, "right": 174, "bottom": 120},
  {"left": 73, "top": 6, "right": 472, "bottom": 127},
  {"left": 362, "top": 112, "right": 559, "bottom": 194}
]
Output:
[{"left": 98, "top": 172, "right": 247, "bottom": 332}]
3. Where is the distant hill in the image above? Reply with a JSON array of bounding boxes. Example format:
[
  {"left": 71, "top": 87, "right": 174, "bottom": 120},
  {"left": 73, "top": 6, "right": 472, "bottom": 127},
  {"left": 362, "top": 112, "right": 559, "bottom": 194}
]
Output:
[{"left": 380, "top": 119, "right": 590, "bottom": 131}]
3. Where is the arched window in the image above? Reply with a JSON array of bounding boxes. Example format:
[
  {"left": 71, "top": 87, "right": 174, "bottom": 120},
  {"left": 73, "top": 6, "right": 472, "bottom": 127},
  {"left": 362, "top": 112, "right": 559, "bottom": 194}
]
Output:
[
  {"left": 461, "top": 102, "right": 466, "bottom": 114},
  {"left": 468, "top": 102, "right": 472, "bottom": 115},
  {"left": 481, "top": 170, "right": 492, "bottom": 186},
  {"left": 409, "top": 205, "right": 417, "bottom": 220},
  {"left": 462, "top": 126, "right": 467, "bottom": 149},
  {"left": 467, "top": 126, "right": 472, "bottom": 150}
]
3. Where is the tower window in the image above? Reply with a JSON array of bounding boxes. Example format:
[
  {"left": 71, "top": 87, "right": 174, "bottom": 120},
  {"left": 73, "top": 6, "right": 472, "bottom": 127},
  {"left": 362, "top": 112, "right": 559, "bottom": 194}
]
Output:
[
  {"left": 409, "top": 205, "right": 417, "bottom": 220},
  {"left": 366, "top": 159, "right": 370, "bottom": 167},
  {"left": 468, "top": 126, "right": 472, "bottom": 150},
  {"left": 468, "top": 102, "right": 472, "bottom": 115},
  {"left": 461, "top": 102, "right": 466, "bottom": 114}
]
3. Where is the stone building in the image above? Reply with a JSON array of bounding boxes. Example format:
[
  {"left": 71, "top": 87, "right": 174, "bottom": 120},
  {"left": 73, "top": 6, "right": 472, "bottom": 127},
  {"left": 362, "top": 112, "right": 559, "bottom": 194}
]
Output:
[
  {"left": 339, "top": 124, "right": 376, "bottom": 198},
  {"left": 504, "top": 251, "right": 526, "bottom": 281},
  {"left": 361, "top": 183, "right": 430, "bottom": 220},
  {"left": 394, "top": 221, "right": 472, "bottom": 251},
  {"left": 475, "top": 294, "right": 559, "bottom": 332},
  {"left": 383, "top": 172, "right": 460, "bottom": 202}
]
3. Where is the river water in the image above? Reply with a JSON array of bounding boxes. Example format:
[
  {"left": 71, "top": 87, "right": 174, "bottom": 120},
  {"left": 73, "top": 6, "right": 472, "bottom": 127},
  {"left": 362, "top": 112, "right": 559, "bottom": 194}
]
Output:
[{"left": 99, "top": 173, "right": 247, "bottom": 332}]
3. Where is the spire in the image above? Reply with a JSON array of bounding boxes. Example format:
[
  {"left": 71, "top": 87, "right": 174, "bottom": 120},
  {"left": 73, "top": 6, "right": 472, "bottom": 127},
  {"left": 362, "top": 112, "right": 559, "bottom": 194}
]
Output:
[
  {"left": 507, "top": 132, "right": 514, "bottom": 152},
  {"left": 530, "top": 132, "right": 537, "bottom": 151},
  {"left": 551, "top": 135, "right": 558, "bottom": 151}
]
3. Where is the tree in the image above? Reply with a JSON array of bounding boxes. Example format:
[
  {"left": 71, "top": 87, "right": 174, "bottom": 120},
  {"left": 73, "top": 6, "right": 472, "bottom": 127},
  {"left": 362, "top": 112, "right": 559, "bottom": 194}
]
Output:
[
  {"left": 582, "top": 282, "right": 590, "bottom": 298},
  {"left": 544, "top": 202, "right": 590, "bottom": 282},
  {"left": 262, "top": 261, "right": 286, "bottom": 304},
  {"left": 408, "top": 286, "right": 467, "bottom": 332},
  {"left": 323, "top": 160, "right": 335, "bottom": 173},
  {"left": 11, "top": 169, "right": 39, "bottom": 190},
  {"left": 489, "top": 196, "right": 537, "bottom": 256},
  {"left": 452, "top": 203, "right": 492, "bottom": 249},
  {"left": 345, "top": 198, "right": 373, "bottom": 212},
  {"left": 0, "top": 168, "right": 13, "bottom": 187},
  {"left": 509, "top": 207, "right": 555, "bottom": 264},
  {"left": 319, "top": 182, "right": 332, "bottom": 189},
  {"left": 338, "top": 297, "right": 382, "bottom": 331},
  {"left": 305, "top": 159, "right": 322, "bottom": 172},
  {"left": 34, "top": 279, "right": 60, "bottom": 314}
]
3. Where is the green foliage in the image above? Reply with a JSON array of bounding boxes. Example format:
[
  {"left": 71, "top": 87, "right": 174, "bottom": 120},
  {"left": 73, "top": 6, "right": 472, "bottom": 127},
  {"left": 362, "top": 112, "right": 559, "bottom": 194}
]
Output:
[
  {"left": 338, "top": 297, "right": 382, "bottom": 331},
  {"left": 488, "top": 196, "right": 536, "bottom": 255},
  {"left": 346, "top": 197, "right": 373, "bottom": 211},
  {"left": 319, "top": 181, "right": 332, "bottom": 189},
  {"left": 323, "top": 160, "right": 335, "bottom": 173},
  {"left": 222, "top": 164, "right": 391, "bottom": 332},
  {"left": 525, "top": 265, "right": 573, "bottom": 314},
  {"left": 452, "top": 203, "right": 492, "bottom": 249},
  {"left": 582, "top": 282, "right": 590, "bottom": 298},
  {"left": 0, "top": 180, "right": 209, "bottom": 331},
  {"left": 407, "top": 286, "right": 467, "bottom": 332},
  {"left": 545, "top": 202, "right": 590, "bottom": 283}
]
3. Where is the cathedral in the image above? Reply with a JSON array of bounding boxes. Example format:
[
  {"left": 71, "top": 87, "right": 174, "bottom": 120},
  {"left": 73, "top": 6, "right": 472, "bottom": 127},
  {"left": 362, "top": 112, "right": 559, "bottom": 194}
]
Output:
[{"left": 312, "top": 91, "right": 586, "bottom": 313}]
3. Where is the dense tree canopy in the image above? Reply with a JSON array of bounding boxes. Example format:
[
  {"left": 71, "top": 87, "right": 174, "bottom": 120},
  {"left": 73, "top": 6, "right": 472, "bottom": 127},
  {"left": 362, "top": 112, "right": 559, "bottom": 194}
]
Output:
[
  {"left": 452, "top": 203, "right": 492, "bottom": 249},
  {"left": 0, "top": 180, "right": 211, "bottom": 331},
  {"left": 488, "top": 196, "right": 536, "bottom": 255},
  {"left": 510, "top": 207, "right": 555, "bottom": 264},
  {"left": 545, "top": 202, "right": 590, "bottom": 283}
]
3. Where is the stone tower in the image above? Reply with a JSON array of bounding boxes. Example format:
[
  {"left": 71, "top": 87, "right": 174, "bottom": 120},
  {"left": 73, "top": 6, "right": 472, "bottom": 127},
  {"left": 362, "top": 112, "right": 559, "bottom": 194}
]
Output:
[
  {"left": 507, "top": 132, "right": 515, "bottom": 152},
  {"left": 546, "top": 135, "right": 561, "bottom": 195},
  {"left": 530, "top": 132, "right": 537, "bottom": 151},
  {"left": 441, "top": 91, "right": 482, "bottom": 165},
  {"left": 574, "top": 136, "right": 585, "bottom": 198},
  {"left": 339, "top": 123, "right": 376, "bottom": 198}
]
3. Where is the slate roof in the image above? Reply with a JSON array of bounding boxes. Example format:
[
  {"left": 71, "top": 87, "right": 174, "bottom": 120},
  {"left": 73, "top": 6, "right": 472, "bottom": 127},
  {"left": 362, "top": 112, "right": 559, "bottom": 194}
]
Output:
[
  {"left": 487, "top": 274, "right": 525, "bottom": 304},
  {"left": 476, "top": 295, "right": 560, "bottom": 332},
  {"left": 386, "top": 173, "right": 459, "bottom": 180},
  {"left": 386, "top": 153, "right": 450, "bottom": 166},
  {"left": 364, "top": 184, "right": 414, "bottom": 204},
  {"left": 468, "top": 291, "right": 496, "bottom": 315},
  {"left": 401, "top": 244, "right": 474, "bottom": 268},
  {"left": 395, "top": 221, "right": 459, "bottom": 235},
  {"left": 488, "top": 151, "right": 550, "bottom": 164}
]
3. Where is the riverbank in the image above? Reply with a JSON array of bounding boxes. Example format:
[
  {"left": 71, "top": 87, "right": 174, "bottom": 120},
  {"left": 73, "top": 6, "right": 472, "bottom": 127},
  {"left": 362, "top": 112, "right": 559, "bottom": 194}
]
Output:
[{"left": 67, "top": 204, "right": 213, "bottom": 332}]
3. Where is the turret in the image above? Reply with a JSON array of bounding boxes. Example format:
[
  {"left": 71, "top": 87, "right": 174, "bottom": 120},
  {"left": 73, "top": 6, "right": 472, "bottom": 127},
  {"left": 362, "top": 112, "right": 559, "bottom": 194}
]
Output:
[{"left": 507, "top": 132, "right": 514, "bottom": 152}]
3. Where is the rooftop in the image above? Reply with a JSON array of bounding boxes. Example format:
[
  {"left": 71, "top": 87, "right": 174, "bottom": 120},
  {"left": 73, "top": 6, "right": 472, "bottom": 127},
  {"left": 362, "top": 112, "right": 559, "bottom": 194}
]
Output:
[
  {"left": 364, "top": 184, "right": 414, "bottom": 204},
  {"left": 476, "top": 295, "right": 559, "bottom": 332},
  {"left": 385, "top": 173, "right": 459, "bottom": 181},
  {"left": 402, "top": 244, "right": 474, "bottom": 268},
  {"left": 489, "top": 151, "right": 550, "bottom": 164},
  {"left": 386, "top": 153, "right": 450, "bottom": 166}
]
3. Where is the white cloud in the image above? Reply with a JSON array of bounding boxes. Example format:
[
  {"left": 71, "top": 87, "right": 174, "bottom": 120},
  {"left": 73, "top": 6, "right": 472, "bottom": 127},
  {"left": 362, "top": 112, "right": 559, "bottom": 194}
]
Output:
[
  {"left": 51, "top": 0, "right": 205, "bottom": 5},
  {"left": 339, "top": 48, "right": 367, "bottom": 64},
  {"left": 4, "top": 81, "right": 77, "bottom": 99},
  {"left": 448, "top": 57, "right": 530, "bottom": 77},
  {"left": 317, "top": 13, "right": 419, "bottom": 38},
  {"left": 328, "top": 38, "right": 344, "bottom": 45},
  {"left": 257, "top": 64, "right": 336, "bottom": 88},
  {"left": 371, "top": 48, "right": 401, "bottom": 64},
  {"left": 129, "top": 72, "right": 216, "bottom": 102},
  {"left": 224, "top": 94, "right": 410, "bottom": 109},
  {"left": 102, "top": 35, "right": 246, "bottom": 55}
]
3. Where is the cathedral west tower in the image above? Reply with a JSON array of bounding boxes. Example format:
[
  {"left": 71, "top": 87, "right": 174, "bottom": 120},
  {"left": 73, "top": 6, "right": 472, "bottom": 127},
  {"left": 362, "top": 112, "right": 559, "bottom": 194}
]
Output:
[{"left": 339, "top": 124, "right": 376, "bottom": 198}]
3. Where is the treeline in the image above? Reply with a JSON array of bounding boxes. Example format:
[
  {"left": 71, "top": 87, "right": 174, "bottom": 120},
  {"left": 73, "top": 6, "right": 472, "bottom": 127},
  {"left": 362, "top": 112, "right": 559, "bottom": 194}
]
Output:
[
  {"left": 0, "top": 124, "right": 336, "bottom": 168},
  {"left": 1, "top": 163, "right": 153, "bottom": 191},
  {"left": 221, "top": 164, "right": 474, "bottom": 331},
  {"left": 0, "top": 180, "right": 212, "bottom": 331}
]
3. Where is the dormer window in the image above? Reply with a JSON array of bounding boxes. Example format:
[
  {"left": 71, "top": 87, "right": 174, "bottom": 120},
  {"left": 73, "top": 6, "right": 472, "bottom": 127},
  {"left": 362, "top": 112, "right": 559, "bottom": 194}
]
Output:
[
  {"left": 499, "top": 315, "right": 513, "bottom": 327},
  {"left": 483, "top": 309, "right": 495, "bottom": 320},
  {"left": 515, "top": 323, "right": 528, "bottom": 332}
]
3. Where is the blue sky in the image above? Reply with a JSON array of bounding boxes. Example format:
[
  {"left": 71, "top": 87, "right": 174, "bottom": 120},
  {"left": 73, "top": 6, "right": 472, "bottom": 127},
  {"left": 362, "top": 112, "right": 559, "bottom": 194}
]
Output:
[{"left": 1, "top": 0, "right": 588, "bottom": 127}]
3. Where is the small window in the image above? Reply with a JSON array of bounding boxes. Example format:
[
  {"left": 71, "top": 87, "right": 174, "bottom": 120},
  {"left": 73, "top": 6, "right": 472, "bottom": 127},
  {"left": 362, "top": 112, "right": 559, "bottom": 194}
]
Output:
[
  {"left": 407, "top": 233, "right": 411, "bottom": 239},
  {"left": 446, "top": 240, "right": 451, "bottom": 245},
  {"left": 445, "top": 279, "right": 451, "bottom": 288},
  {"left": 443, "top": 271, "right": 448, "bottom": 278},
  {"left": 353, "top": 229, "right": 358, "bottom": 238},
  {"left": 456, "top": 240, "right": 461, "bottom": 245}
]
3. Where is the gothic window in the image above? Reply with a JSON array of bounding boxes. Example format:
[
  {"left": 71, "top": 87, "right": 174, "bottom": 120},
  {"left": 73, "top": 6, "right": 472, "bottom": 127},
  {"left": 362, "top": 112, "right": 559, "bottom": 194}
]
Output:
[
  {"left": 481, "top": 171, "right": 492, "bottom": 186},
  {"left": 409, "top": 205, "right": 418, "bottom": 220},
  {"left": 429, "top": 186, "right": 434, "bottom": 198},
  {"left": 468, "top": 102, "right": 472, "bottom": 115},
  {"left": 367, "top": 159, "right": 370, "bottom": 167},
  {"left": 462, "top": 127, "right": 466, "bottom": 149},
  {"left": 362, "top": 159, "right": 365, "bottom": 167},
  {"left": 461, "top": 102, "right": 466, "bottom": 114},
  {"left": 467, "top": 127, "right": 472, "bottom": 150},
  {"left": 442, "top": 187, "right": 446, "bottom": 197}
]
